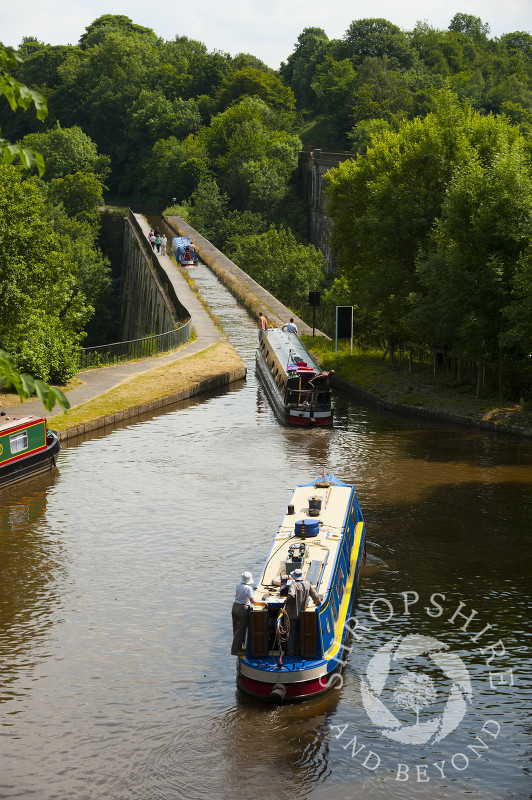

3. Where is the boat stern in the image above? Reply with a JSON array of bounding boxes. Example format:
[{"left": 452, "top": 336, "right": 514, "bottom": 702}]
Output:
[{"left": 236, "top": 655, "right": 340, "bottom": 702}]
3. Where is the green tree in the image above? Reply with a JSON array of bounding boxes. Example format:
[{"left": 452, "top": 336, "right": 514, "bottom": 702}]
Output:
[
  {"left": 280, "top": 27, "right": 332, "bottom": 110},
  {"left": 160, "top": 37, "right": 232, "bottom": 100},
  {"left": 0, "top": 45, "right": 70, "bottom": 409},
  {"left": 78, "top": 14, "right": 158, "bottom": 49},
  {"left": 21, "top": 124, "right": 110, "bottom": 181},
  {"left": 226, "top": 226, "right": 325, "bottom": 308},
  {"left": 502, "top": 246, "right": 532, "bottom": 359},
  {"left": 414, "top": 134, "right": 532, "bottom": 366},
  {"left": 448, "top": 13, "right": 490, "bottom": 41},
  {"left": 325, "top": 90, "right": 473, "bottom": 349},
  {"left": 0, "top": 161, "right": 91, "bottom": 382},
  {"left": 215, "top": 66, "right": 296, "bottom": 120},
  {"left": 326, "top": 87, "right": 532, "bottom": 375},
  {"left": 19, "top": 125, "right": 112, "bottom": 323},
  {"left": 204, "top": 96, "right": 301, "bottom": 211},
  {"left": 47, "top": 171, "right": 104, "bottom": 226},
  {"left": 343, "top": 18, "right": 416, "bottom": 69},
  {"left": 144, "top": 133, "right": 209, "bottom": 203},
  {"left": 48, "top": 31, "right": 162, "bottom": 184},
  {"left": 117, "top": 90, "right": 202, "bottom": 196},
  {"left": 46, "top": 202, "right": 111, "bottom": 314},
  {"left": 311, "top": 56, "right": 358, "bottom": 128},
  {"left": 188, "top": 175, "right": 229, "bottom": 249}
]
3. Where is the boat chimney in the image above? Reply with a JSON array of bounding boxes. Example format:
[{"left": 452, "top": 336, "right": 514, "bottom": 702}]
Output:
[{"left": 308, "top": 496, "right": 322, "bottom": 517}]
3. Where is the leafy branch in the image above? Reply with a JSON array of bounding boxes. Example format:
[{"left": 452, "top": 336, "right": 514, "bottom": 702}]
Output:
[
  {"left": 0, "top": 350, "right": 70, "bottom": 413},
  {"left": 0, "top": 46, "right": 47, "bottom": 176}
]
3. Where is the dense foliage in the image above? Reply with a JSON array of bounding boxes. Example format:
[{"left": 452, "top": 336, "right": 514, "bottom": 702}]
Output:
[
  {"left": 325, "top": 90, "right": 532, "bottom": 395},
  {"left": 1, "top": 11, "right": 532, "bottom": 397},
  {"left": 0, "top": 54, "right": 111, "bottom": 381}
]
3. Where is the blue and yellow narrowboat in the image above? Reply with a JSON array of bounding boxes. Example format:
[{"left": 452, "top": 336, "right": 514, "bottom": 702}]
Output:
[
  {"left": 236, "top": 473, "right": 365, "bottom": 702},
  {"left": 0, "top": 414, "right": 60, "bottom": 489},
  {"left": 171, "top": 236, "right": 198, "bottom": 267}
]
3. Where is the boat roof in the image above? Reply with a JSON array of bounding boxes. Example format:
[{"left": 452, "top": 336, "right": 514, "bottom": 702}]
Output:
[
  {"left": 0, "top": 414, "right": 44, "bottom": 433},
  {"left": 262, "top": 328, "right": 322, "bottom": 374},
  {"left": 253, "top": 477, "right": 355, "bottom": 607}
]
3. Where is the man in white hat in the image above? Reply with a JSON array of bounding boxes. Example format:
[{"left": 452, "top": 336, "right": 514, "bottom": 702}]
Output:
[
  {"left": 231, "top": 571, "right": 264, "bottom": 655},
  {"left": 282, "top": 569, "right": 322, "bottom": 657}
]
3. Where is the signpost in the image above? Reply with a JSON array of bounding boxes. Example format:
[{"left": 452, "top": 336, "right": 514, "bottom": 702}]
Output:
[
  {"left": 308, "top": 291, "right": 320, "bottom": 337},
  {"left": 336, "top": 306, "right": 353, "bottom": 356}
]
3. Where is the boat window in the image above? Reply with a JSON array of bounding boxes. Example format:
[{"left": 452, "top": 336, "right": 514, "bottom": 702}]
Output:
[{"left": 10, "top": 431, "right": 28, "bottom": 454}]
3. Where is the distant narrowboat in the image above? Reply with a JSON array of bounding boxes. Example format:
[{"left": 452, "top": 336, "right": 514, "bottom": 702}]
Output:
[
  {"left": 256, "top": 327, "right": 334, "bottom": 426},
  {"left": 171, "top": 236, "right": 198, "bottom": 266},
  {"left": 0, "top": 414, "right": 60, "bottom": 489},
  {"left": 236, "top": 473, "right": 366, "bottom": 702}
]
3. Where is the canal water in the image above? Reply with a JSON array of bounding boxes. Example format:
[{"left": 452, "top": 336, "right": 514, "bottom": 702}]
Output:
[{"left": 1, "top": 255, "right": 531, "bottom": 800}]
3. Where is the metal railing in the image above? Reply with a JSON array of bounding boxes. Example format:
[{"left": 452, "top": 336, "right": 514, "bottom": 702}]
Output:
[
  {"left": 77, "top": 319, "right": 192, "bottom": 370},
  {"left": 286, "top": 386, "right": 331, "bottom": 407}
]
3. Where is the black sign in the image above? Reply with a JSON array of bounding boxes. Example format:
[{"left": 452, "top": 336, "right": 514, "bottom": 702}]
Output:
[
  {"left": 336, "top": 306, "right": 353, "bottom": 339},
  {"left": 309, "top": 291, "right": 321, "bottom": 307}
]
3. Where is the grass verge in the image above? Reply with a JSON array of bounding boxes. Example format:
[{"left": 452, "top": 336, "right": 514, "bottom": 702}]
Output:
[
  {"left": 302, "top": 337, "right": 532, "bottom": 431},
  {"left": 47, "top": 342, "right": 244, "bottom": 432}
]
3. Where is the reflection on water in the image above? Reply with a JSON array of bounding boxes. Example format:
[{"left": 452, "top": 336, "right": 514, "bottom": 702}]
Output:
[
  {"left": 0, "top": 257, "right": 530, "bottom": 800},
  {"left": 0, "top": 473, "right": 65, "bottom": 707}
]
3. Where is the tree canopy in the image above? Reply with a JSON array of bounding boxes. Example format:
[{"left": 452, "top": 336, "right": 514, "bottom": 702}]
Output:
[
  {"left": 3, "top": 12, "right": 532, "bottom": 400},
  {"left": 324, "top": 90, "right": 532, "bottom": 367}
]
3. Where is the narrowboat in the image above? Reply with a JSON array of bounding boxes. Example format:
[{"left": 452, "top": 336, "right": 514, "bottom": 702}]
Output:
[
  {"left": 256, "top": 328, "right": 334, "bottom": 426},
  {"left": 171, "top": 236, "right": 198, "bottom": 266},
  {"left": 0, "top": 413, "right": 60, "bottom": 489},
  {"left": 236, "top": 473, "right": 366, "bottom": 702}
]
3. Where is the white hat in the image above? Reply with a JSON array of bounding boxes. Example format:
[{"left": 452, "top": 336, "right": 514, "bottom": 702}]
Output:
[
  {"left": 290, "top": 569, "right": 304, "bottom": 580},
  {"left": 241, "top": 571, "right": 253, "bottom": 584}
]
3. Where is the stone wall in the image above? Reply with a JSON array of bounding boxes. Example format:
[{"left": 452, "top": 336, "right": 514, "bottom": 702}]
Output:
[
  {"left": 299, "top": 149, "right": 355, "bottom": 271},
  {"left": 120, "top": 217, "right": 181, "bottom": 341}
]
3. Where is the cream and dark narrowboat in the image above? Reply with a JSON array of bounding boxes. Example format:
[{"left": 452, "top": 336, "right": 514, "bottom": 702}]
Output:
[
  {"left": 0, "top": 414, "right": 60, "bottom": 489},
  {"left": 256, "top": 328, "right": 334, "bottom": 426},
  {"left": 236, "top": 473, "right": 366, "bottom": 702}
]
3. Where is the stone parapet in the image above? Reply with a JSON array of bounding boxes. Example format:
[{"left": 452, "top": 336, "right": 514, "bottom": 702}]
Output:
[{"left": 165, "top": 216, "right": 328, "bottom": 338}]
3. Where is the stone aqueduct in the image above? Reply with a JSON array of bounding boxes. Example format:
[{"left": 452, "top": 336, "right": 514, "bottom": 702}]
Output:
[
  {"left": 120, "top": 149, "right": 352, "bottom": 340},
  {"left": 299, "top": 149, "right": 355, "bottom": 271}
]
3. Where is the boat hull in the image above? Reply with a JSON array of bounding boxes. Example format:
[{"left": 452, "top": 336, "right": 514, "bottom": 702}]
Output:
[
  {"left": 0, "top": 430, "right": 60, "bottom": 489},
  {"left": 237, "top": 663, "right": 343, "bottom": 702}
]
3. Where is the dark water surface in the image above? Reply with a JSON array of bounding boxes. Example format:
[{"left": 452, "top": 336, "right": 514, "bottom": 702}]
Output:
[{"left": 1, "top": 255, "right": 531, "bottom": 800}]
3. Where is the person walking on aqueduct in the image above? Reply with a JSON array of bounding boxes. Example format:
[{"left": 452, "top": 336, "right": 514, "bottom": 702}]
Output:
[{"left": 257, "top": 312, "right": 267, "bottom": 341}]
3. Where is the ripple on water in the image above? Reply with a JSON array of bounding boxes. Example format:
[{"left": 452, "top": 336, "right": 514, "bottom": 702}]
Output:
[{"left": 1, "top": 261, "right": 531, "bottom": 800}]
